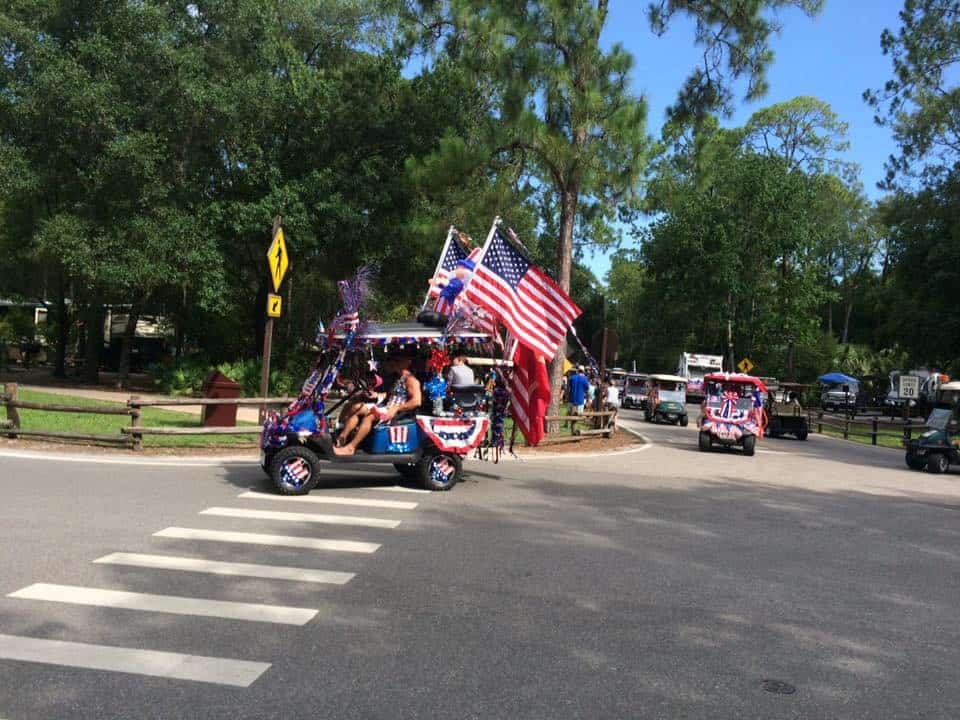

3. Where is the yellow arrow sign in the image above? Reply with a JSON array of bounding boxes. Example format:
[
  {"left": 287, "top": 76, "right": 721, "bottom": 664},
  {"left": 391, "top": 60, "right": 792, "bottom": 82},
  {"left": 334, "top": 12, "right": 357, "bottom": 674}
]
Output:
[
  {"left": 266, "top": 293, "right": 282, "bottom": 318},
  {"left": 266, "top": 228, "right": 289, "bottom": 293},
  {"left": 737, "top": 357, "right": 755, "bottom": 374}
]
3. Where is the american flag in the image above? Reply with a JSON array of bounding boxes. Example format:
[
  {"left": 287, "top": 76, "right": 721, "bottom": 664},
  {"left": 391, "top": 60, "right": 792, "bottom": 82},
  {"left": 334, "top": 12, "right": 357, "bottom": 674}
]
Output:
[
  {"left": 462, "top": 230, "right": 580, "bottom": 360},
  {"left": 505, "top": 336, "right": 550, "bottom": 446}
]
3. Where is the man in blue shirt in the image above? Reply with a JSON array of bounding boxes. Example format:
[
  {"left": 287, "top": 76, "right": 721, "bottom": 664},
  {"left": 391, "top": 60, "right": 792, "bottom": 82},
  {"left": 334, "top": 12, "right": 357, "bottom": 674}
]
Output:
[{"left": 567, "top": 366, "right": 590, "bottom": 418}]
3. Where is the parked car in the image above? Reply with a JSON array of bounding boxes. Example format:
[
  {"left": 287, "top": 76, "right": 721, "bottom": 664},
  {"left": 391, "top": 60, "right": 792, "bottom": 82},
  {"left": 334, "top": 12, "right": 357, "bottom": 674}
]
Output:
[{"left": 818, "top": 372, "right": 861, "bottom": 413}]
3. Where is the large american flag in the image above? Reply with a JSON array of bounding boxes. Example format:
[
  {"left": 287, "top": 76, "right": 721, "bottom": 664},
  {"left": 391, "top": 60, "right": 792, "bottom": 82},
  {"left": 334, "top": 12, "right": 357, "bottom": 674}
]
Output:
[
  {"left": 505, "top": 336, "right": 550, "bottom": 446},
  {"left": 462, "top": 229, "right": 581, "bottom": 360}
]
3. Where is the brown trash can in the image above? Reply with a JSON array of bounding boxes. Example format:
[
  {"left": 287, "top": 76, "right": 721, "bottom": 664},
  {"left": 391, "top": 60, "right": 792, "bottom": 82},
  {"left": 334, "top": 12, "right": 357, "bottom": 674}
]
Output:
[{"left": 201, "top": 371, "right": 241, "bottom": 427}]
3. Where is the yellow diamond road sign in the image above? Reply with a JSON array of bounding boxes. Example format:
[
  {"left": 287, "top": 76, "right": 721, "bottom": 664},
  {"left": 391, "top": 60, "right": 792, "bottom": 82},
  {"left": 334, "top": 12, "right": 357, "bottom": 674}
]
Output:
[
  {"left": 267, "top": 228, "right": 289, "bottom": 293},
  {"left": 266, "top": 293, "right": 282, "bottom": 318},
  {"left": 737, "top": 357, "right": 755, "bottom": 374}
]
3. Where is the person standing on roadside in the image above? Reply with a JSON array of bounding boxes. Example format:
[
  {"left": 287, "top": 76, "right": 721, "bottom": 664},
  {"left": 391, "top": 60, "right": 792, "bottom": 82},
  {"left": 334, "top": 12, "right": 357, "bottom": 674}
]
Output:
[{"left": 567, "top": 365, "right": 590, "bottom": 428}]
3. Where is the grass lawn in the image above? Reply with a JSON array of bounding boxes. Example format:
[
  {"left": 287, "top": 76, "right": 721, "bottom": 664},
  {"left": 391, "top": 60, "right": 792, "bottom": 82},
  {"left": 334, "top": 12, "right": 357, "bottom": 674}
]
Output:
[
  {"left": 9, "top": 389, "right": 258, "bottom": 448},
  {"left": 817, "top": 424, "right": 906, "bottom": 450}
]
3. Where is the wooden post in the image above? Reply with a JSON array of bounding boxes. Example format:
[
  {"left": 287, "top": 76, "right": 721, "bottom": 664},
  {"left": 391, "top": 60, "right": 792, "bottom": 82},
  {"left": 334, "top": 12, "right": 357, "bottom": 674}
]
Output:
[
  {"left": 903, "top": 417, "right": 912, "bottom": 442},
  {"left": 129, "top": 396, "right": 142, "bottom": 451},
  {"left": 843, "top": 418, "right": 849, "bottom": 439},
  {"left": 872, "top": 417, "right": 878, "bottom": 446},
  {"left": 260, "top": 216, "right": 282, "bottom": 422},
  {"left": 817, "top": 410, "right": 822, "bottom": 434},
  {"left": 4, "top": 383, "right": 20, "bottom": 438}
]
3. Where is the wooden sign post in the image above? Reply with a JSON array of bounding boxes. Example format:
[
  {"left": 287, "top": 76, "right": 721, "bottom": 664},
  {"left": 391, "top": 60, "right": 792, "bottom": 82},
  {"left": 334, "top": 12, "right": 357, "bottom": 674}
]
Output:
[{"left": 260, "top": 216, "right": 287, "bottom": 419}]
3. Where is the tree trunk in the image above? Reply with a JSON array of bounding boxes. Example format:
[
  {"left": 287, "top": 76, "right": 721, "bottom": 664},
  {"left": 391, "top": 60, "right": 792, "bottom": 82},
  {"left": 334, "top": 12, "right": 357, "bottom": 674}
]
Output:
[
  {"left": 546, "top": 187, "right": 578, "bottom": 432},
  {"left": 82, "top": 301, "right": 103, "bottom": 385},
  {"left": 842, "top": 296, "right": 854, "bottom": 345},
  {"left": 116, "top": 302, "right": 141, "bottom": 389},
  {"left": 53, "top": 265, "right": 68, "bottom": 378}
]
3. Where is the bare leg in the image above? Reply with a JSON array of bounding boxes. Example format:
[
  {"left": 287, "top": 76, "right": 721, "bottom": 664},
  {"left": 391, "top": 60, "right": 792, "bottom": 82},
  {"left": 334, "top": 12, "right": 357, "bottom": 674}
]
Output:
[{"left": 333, "top": 414, "right": 377, "bottom": 455}]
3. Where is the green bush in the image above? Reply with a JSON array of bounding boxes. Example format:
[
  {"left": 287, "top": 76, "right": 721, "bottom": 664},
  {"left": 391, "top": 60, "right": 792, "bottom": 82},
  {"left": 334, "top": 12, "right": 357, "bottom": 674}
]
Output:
[
  {"left": 146, "top": 355, "right": 214, "bottom": 396},
  {"left": 148, "top": 353, "right": 317, "bottom": 397}
]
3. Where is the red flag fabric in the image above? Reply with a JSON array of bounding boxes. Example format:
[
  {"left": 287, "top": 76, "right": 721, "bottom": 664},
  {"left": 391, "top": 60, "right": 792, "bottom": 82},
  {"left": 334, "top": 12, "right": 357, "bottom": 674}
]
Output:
[{"left": 507, "top": 339, "right": 551, "bottom": 446}]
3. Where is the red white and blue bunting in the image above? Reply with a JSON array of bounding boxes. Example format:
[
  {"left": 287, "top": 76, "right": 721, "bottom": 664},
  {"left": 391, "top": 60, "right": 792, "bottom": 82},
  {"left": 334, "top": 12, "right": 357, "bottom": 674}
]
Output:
[{"left": 416, "top": 415, "right": 489, "bottom": 454}]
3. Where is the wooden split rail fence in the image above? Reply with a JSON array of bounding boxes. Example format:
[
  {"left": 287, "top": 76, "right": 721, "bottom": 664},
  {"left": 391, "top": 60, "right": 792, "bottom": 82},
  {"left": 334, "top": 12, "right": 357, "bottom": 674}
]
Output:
[
  {"left": 807, "top": 408, "right": 928, "bottom": 446},
  {"left": 540, "top": 409, "right": 618, "bottom": 445},
  {"left": 2, "top": 383, "right": 294, "bottom": 450}
]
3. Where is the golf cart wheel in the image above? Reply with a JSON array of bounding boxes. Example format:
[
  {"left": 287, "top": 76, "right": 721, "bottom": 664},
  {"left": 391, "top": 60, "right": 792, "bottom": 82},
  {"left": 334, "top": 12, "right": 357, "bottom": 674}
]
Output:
[
  {"left": 679, "top": 415, "right": 689, "bottom": 428},
  {"left": 742, "top": 435, "right": 756, "bottom": 456},
  {"left": 270, "top": 445, "right": 320, "bottom": 495},
  {"left": 797, "top": 427, "right": 809, "bottom": 441},
  {"left": 905, "top": 452, "right": 924, "bottom": 471},
  {"left": 644, "top": 410, "right": 652, "bottom": 422},
  {"left": 926, "top": 453, "right": 949, "bottom": 474},
  {"left": 698, "top": 432, "right": 712, "bottom": 452},
  {"left": 393, "top": 462, "right": 417, "bottom": 480},
  {"left": 418, "top": 452, "right": 462, "bottom": 491}
]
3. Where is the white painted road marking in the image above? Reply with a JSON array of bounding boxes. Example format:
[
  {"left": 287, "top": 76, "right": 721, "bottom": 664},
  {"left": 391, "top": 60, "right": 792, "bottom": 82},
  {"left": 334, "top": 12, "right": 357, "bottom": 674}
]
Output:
[
  {"left": 357, "top": 484, "right": 430, "bottom": 494},
  {"left": 200, "top": 507, "right": 401, "bottom": 529},
  {"left": 154, "top": 527, "right": 380, "bottom": 554},
  {"left": 8, "top": 583, "right": 318, "bottom": 626},
  {"left": 93, "top": 553, "right": 354, "bottom": 585},
  {"left": 0, "top": 634, "right": 269, "bottom": 687},
  {"left": 238, "top": 491, "right": 417, "bottom": 510}
]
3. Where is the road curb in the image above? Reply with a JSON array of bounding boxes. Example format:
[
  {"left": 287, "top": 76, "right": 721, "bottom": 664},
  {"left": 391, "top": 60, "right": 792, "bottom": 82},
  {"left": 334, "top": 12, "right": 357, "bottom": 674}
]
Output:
[{"left": 0, "top": 426, "right": 651, "bottom": 467}]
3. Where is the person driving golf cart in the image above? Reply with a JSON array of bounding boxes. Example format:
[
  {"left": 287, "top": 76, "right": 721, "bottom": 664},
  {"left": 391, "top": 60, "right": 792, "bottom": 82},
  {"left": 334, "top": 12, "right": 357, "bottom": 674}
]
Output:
[{"left": 334, "top": 353, "right": 422, "bottom": 456}]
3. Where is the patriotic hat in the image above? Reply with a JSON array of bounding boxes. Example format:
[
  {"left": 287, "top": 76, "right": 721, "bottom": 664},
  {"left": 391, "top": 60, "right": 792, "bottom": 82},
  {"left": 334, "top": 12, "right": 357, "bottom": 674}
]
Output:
[{"left": 456, "top": 258, "right": 476, "bottom": 271}]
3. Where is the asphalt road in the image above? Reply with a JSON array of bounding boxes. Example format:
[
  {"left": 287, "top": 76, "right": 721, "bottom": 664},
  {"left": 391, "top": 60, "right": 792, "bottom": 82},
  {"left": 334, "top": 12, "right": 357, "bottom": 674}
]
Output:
[{"left": 0, "top": 411, "right": 958, "bottom": 719}]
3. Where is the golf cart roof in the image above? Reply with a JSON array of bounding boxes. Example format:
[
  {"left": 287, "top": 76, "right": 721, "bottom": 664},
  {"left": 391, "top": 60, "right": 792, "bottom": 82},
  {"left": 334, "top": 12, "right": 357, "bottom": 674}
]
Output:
[
  {"left": 939, "top": 381, "right": 960, "bottom": 391},
  {"left": 704, "top": 373, "right": 768, "bottom": 392},
  {"left": 331, "top": 321, "right": 492, "bottom": 347},
  {"left": 818, "top": 372, "right": 858, "bottom": 385},
  {"left": 648, "top": 374, "right": 686, "bottom": 383},
  {"left": 626, "top": 372, "right": 648, "bottom": 380}
]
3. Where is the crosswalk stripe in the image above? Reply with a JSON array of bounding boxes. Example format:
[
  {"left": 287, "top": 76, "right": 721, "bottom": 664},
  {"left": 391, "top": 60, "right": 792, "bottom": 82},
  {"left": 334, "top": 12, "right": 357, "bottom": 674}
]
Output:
[
  {"left": 238, "top": 491, "right": 417, "bottom": 510},
  {"left": 199, "top": 507, "right": 401, "bottom": 529},
  {"left": 93, "top": 553, "right": 354, "bottom": 585},
  {"left": 8, "top": 583, "right": 318, "bottom": 626},
  {"left": 154, "top": 527, "right": 380, "bottom": 554},
  {"left": 358, "top": 484, "right": 430, "bottom": 494},
  {"left": 0, "top": 633, "right": 269, "bottom": 687}
]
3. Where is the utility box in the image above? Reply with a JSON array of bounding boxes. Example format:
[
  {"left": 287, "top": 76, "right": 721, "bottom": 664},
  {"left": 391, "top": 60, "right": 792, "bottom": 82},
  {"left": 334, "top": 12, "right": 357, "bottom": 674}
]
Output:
[{"left": 201, "top": 371, "right": 241, "bottom": 427}]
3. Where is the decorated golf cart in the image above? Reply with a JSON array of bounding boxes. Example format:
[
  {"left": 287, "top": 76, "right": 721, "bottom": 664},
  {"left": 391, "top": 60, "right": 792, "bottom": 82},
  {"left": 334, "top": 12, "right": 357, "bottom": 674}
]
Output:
[
  {"left": 698, "top": 373, "right": 768, "bottom": 456},
  {"left": 621, "top": 372, "right": 649, "bottom": 410},
  {"left": 644, "top": 374, "right": 688, "bottom": 425},
  {"left": 260, "top": 218, "right": 582, "bottom": 495}
]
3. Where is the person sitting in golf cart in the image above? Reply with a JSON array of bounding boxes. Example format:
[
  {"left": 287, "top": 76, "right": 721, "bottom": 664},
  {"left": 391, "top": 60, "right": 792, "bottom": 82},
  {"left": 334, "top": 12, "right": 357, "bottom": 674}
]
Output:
[{"left": 334, "top": 354, "right": 422, "bottom": 456}]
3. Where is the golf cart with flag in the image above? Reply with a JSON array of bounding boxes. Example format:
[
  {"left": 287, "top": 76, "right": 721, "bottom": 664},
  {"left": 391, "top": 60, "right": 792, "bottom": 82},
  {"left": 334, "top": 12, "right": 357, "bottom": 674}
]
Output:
[
  {"left": 644, "top": 374, "right": 689, "bottom": 425},
  {"left": 260, "top": 270, "right": 493, "bottom": 494},
  {"left": 698, "top": 373, "right": 768, "bottom": 456}
]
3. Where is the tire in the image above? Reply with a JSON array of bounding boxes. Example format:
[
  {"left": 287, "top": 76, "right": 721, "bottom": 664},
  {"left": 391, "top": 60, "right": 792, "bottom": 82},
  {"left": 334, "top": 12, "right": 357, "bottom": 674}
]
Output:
[
  {"left": 905, "top": 453, "right": 924, "bottom": 471},
  {"left": 742, "top": 434, "right": 756, "bottom": 457},
  {"left": 418, "top": 452, "right": 463, "bottom": 491},
  {"left": 679, "top": 415, "right": 689, "bottom": 428},
  {"left": 797, "top": 428, "right": 808, "bottom": 441},
  {"left": 926, "top": 453, "right": 949, "bottom": 474},
  {"left": 698, "top": 431, "right": 712, "bottom": 452},
  {"left": 270, "top": 445, "right": 320, "bottom": 495},
  {"left": 644, "top": 410, "right": 652, "bottom": 423},
  {"left": 394, "top": 462, "right": 416, "bottom": 480}
]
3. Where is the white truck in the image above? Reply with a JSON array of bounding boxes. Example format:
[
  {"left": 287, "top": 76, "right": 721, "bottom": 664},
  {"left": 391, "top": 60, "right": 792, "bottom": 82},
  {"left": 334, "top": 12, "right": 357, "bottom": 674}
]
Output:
[{"left": 677, "top": 352, "right": 724, "bottom": 400}]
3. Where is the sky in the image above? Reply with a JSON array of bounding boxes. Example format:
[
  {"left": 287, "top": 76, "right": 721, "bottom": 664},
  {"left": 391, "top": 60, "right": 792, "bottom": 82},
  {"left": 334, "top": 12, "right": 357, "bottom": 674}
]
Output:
[{"left": 585, "top": 0, "right": 906, "bottom": 279}]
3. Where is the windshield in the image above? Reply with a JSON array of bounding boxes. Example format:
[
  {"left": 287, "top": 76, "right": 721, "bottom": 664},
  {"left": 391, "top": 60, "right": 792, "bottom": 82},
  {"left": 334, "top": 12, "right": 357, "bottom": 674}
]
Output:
[
  {"left": 625, "top": 380, "right": 646, "bottom": 393},
  {"left": 659, "top": 389, "right": 684, "bottom": 404},
  {"left": 706, "top": 395, "right": 754, "bottom": 411},
  {"left": 688, "top": 365, "right": 716, "bottom": 378}
]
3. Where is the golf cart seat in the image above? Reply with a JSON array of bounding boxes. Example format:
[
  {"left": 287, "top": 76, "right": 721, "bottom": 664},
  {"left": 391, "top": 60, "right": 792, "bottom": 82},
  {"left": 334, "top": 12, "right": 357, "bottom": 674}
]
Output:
[{"left": 447, "top": 384, "right": 485, "bottom": 411}]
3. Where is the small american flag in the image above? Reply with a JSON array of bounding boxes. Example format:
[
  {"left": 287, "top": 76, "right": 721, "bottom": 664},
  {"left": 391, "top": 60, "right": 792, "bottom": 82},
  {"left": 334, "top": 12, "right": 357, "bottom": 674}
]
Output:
[
  {"left": 462, "top": 229, "right": 580, "bottom": 360},
  {"left": 433, "top": 457, "right": 456, "bottom": 480}
]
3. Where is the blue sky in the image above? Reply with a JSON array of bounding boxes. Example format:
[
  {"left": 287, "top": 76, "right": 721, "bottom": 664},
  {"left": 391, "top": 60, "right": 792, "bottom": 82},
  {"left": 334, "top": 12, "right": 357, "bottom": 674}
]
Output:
[{"left": 585, "top": 0, "right": 906, "bottom": 279}]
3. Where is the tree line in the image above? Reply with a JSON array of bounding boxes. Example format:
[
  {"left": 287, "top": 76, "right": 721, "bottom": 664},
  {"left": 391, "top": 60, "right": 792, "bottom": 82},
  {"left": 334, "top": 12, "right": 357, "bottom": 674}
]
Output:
[{"left": 1, "top": 0, "right": 955, "bottom": 394}]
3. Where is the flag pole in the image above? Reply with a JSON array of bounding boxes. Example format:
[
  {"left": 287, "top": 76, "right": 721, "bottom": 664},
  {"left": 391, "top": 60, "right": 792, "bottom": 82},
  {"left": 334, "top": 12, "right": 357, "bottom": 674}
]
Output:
[{"left": 421, "top": 225, "right": 457, "bottom": 311}]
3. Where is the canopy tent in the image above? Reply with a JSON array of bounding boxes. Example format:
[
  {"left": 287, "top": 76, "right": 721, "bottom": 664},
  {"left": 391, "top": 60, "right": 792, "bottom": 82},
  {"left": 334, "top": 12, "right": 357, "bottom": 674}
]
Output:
[
  {"left": 703, "top": 373, "right": 768, "bottom": 393},
  {"left": 818, "top": 372, "right": 859, "bottom": 386}
]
